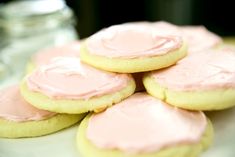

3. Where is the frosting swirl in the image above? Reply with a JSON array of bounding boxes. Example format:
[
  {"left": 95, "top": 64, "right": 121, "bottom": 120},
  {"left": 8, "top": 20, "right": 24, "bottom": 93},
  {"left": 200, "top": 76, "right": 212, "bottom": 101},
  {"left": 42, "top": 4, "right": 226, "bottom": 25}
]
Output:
[
  {"left": 87, "top": 93, "right": 207, "bottom": 153},
  {"left": 152, "top": 49, "right": 235, "bottom": 91},
  {"left": 114, "top": 22, "right": 222, "bottom": 55},
  {"left": 26, "top": 57, "right": 131, "bottom": 100},
  {"left": 86, "top": 25, "right": 183, "bottom": 58}
]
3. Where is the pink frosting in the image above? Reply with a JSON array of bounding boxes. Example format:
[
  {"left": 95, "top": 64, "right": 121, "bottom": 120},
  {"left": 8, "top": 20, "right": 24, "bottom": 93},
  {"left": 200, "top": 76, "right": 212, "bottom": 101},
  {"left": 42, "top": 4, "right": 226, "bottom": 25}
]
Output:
[
  {"left": 152, "top": 49, "right": 235, "bottom": 91},
  {"left": 33, "top": 41, "right": 80, "bottom": 66},
  {"left": 115, "top": 22, "right": 221, "bottom": 55},
  {"left": 0, "top": 85, "right": 55, "bottom": 122},
  {"left": 152, "top": 21, "right": 182, "bottom": 36},
  {"left": 124, "top": 21, "right": 181, "bottom": 36},
  {"left": 26, "top": 57, "right": 131, "bottom": 100},
  {"left": 87, "top": 93, "right": 207, "bottom": 153},
  {"left": 86, "top": 25, "right": 183, "bottom": 59},
  {"left": 180, "top": 26, "right": 222, "bottom": 53}
]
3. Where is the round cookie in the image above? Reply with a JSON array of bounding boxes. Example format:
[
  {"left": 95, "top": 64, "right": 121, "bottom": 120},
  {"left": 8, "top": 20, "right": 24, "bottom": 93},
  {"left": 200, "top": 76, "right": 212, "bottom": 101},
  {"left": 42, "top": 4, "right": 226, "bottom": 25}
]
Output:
[
  {"left": 0, "top": 85, "right": 84, "bottom": 138},
  {"left": 77, "top": 93, "right": 213, "bottom": 157},
  {"left": 27, "top": 41, "right": 80, "bottom": 73},
  {"left": 143, "top": 49, "right": 235, "bottom": 110},
  {"left": 80, "top": 24, "right": 187, "bottom": 73},
  {"left": 21, "top": 57, "right": 135, "bottom": 114}
]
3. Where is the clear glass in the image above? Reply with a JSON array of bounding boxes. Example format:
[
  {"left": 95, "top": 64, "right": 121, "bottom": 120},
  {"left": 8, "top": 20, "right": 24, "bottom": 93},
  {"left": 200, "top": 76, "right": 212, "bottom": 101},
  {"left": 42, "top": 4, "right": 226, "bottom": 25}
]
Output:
[{"left": 0, "top": 0, "right": 78, "bottom": 87}]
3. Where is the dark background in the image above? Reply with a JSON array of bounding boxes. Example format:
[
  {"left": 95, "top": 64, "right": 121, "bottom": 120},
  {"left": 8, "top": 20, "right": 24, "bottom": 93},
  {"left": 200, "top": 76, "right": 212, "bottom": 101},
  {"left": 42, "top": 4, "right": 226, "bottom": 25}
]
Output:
[{"left": 1, "top": 0, "right": 235, "bottom": 39}]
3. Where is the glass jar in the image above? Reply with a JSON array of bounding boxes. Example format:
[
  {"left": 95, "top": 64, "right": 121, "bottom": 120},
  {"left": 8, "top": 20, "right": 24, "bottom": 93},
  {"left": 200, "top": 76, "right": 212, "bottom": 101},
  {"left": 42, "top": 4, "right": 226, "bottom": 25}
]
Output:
[{"left": 0, "top": 0, "right": 78, "bottom": 87}]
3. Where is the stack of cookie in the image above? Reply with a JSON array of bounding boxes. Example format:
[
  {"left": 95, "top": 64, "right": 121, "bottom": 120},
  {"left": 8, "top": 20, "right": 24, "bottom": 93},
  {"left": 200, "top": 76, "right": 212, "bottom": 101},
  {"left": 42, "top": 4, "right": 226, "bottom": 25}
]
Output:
[{"left": 1, "top": 21, "right": 235, "bottom": 157}]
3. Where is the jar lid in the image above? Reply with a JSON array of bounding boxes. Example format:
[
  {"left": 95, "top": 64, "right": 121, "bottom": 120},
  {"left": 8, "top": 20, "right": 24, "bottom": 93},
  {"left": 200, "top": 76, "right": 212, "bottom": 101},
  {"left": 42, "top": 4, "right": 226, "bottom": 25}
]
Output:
[{"left": 0, "top": 0, "right": 75, "bottom": 37}]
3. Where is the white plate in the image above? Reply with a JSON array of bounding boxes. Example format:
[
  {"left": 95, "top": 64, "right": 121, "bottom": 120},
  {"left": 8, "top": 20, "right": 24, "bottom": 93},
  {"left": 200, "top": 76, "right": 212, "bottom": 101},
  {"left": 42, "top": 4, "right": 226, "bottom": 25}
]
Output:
[
  {"left": 0, "top": 125, "right": 80, "bottom": 157},
  {"left": 1, "top": 107, "right": 235, "bottom": 157}
]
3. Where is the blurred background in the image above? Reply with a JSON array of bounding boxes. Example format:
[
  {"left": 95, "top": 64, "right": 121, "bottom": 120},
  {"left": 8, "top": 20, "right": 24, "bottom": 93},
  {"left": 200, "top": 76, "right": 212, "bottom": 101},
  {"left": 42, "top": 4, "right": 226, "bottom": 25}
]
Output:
[{"left": 1, "top": 0, "right": 234, "bottom": 38}]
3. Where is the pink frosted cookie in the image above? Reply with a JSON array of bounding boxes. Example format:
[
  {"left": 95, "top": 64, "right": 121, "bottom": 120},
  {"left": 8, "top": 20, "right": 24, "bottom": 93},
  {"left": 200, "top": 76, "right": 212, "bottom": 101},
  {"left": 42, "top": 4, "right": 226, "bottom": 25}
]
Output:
[
  {"left": 180, "top": 26, "right": 222, "bottom": 54},
  {"left": 0, "top": 85, "right": 84, "bottom": 138},
  {"left": 77, "top": 93, "right": 213, "bottom": 157},
  {"left": 80, "top": 24, "right": 187, "bottom": 73},
  {"left": 21, "top": 57, "right": 135, "bottom": 114},
  {"left": 144, "top": 49, "right": 235, "bottom": 110}
]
